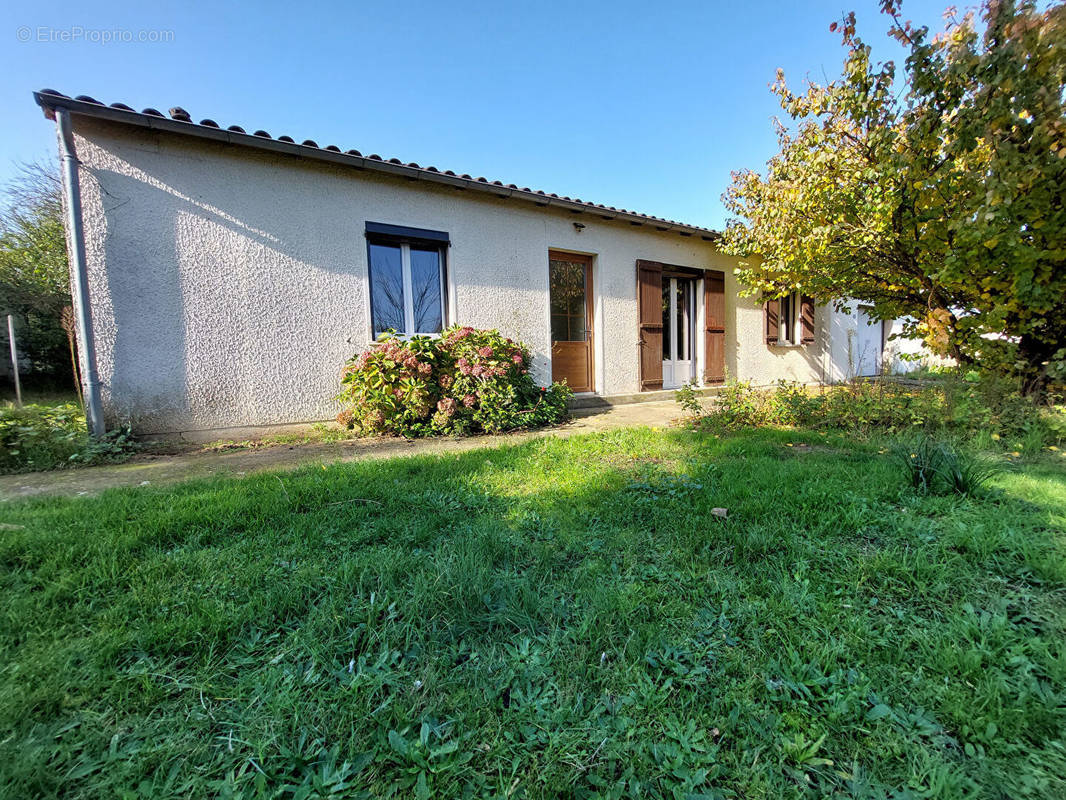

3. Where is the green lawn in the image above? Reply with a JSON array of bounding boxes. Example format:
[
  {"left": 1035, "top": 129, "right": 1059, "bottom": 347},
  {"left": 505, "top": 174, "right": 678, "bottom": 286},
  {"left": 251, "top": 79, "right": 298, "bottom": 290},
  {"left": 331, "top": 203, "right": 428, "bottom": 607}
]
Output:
[{"left": 1, "top": 427, "right": 1064, "bottom": 799}]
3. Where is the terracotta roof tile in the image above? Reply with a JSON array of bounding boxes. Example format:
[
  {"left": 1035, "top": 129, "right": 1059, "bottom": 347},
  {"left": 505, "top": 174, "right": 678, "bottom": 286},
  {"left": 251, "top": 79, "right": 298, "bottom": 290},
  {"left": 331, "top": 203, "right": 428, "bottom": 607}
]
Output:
[{"left": 33, "top": 90, "right": 717, "bottom": 237}]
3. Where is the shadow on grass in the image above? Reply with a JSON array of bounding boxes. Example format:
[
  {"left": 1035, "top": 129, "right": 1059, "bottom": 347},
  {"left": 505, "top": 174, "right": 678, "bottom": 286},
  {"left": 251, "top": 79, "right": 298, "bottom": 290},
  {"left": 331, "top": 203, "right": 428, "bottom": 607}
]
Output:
[{"left": 1, "top": 427, "right": 1064, "bottom": 798}]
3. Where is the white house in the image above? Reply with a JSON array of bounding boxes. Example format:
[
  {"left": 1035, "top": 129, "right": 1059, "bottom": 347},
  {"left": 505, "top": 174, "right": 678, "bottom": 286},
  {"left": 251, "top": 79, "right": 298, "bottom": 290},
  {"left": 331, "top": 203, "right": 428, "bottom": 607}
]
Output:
[{"left": 35, "top": 90, "right": 904, "bottom": 436}]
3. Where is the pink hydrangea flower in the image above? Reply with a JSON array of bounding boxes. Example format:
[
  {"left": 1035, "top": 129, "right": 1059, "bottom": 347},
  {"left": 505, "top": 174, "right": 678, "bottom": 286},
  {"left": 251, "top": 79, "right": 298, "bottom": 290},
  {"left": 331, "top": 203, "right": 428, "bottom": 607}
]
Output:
[
  {"left": 418, "top": 362, "right": 432, "bottom": 375},
  {"left": 462, "top": 394, "right": 476, "bottom": 408},
  {"left": 478, "top": 346, "right": 494, "bottom": 358},
  {"left": 439, "top": 374, "right": 453, "bottom": 389},
  {"left": 512, "top": 354, "right": 523, "bottom": 366},
  {"left": 437, "top": 397, "right": 457, "bottom": 416}
]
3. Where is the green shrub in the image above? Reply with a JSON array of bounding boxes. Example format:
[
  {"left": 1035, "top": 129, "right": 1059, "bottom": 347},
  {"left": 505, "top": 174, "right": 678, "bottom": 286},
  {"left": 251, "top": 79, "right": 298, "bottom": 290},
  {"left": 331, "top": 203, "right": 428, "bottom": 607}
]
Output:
[
  {"left": 709, "top": 379, "right": 765, "bottom": 428},
  {"left": 893, "top": 434, "right": 1002, "bottom": 496},
  {"left": 337, "top": 326, "right": 572, "bottom": 437},
  {"left": 0, "top": 402, "right": 136, "bottom": 473},
  {"left": 763, "top": 379, "right": 821, "bottom": 426},
  {"left": 937, "top": 448, "right": 1002, "bottom": 496},
  {"left": 674, "top": 382, "right": 704, "bottom": 417},
  {"left": 688, "top": 374, "right": 1065, "bottom": 452},
  {"left": 894, "top": 434, "right": 944, "bottom": 494}
]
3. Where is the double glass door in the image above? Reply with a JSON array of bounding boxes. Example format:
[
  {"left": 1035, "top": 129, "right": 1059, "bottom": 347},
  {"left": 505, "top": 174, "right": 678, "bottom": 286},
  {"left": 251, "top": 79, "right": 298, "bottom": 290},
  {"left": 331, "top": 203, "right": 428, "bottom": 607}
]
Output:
[{"left": 662, "top": 276, "right": 694, "bottom": 389}]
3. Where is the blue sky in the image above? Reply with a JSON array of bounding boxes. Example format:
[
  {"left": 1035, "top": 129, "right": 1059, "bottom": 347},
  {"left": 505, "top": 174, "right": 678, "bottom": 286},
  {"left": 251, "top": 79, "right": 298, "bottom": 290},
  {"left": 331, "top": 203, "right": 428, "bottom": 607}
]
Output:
[{"left": 3, "top": 0, "right": 952, "bottom": 230}]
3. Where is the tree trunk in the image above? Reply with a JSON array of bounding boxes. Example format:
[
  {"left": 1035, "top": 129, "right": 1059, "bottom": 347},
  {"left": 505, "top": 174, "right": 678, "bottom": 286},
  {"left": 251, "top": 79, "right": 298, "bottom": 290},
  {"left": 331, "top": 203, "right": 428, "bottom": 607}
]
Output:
[{"left": 1017, "top": 332, "right": 1057, "bottom": 400}]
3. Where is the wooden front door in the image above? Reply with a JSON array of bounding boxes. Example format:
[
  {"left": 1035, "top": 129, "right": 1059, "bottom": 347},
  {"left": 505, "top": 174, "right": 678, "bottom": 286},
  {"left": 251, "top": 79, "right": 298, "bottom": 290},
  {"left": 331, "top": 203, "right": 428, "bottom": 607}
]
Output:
[{"left": 549, "top": 251, "right": 593, "bottom": 392}]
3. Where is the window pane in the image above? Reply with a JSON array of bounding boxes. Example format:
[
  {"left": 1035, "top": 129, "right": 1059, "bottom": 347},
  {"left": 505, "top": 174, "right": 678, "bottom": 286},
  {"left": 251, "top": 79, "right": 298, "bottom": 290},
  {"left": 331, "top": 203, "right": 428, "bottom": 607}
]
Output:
[
  {"left": 662, "top": 280, "right": 671, "bottom": 360},
  {"left": 549, "top": 258, "right": 587, "bottom": 342},
  {"left": 569, "top": 313, "right": 586, "bottom": 342},
  {"left": 410, "top": 247, "right": 443, "bottom": 333},
  {"left": 369, "top": 243, "right": 405, "bottom": 336},
  {"left": 781, "top": 294, "right": 795, "bottom": 343},
  {"left": 551, "top": 314, "right": 569, "bottom": 342},
  {"left": 677, "top": 280, "right": 690, "bottom": 360},
  {"left": 568, "top": 291, "right": 585, "bottom": 317}
]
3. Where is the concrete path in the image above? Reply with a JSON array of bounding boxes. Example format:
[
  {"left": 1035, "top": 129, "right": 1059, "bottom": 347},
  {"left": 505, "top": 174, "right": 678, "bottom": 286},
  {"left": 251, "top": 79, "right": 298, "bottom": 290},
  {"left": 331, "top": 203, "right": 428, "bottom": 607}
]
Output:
[{"left": 0, "top": 400, "right": 685, "bottom": 501}]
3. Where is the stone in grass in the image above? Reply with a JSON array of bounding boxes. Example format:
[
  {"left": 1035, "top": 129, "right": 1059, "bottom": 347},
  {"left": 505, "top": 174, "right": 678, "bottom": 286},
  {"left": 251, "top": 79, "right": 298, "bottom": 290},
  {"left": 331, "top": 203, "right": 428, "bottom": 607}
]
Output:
[{"left": 711, "top": 507, "right": 728, "bottom": 519}]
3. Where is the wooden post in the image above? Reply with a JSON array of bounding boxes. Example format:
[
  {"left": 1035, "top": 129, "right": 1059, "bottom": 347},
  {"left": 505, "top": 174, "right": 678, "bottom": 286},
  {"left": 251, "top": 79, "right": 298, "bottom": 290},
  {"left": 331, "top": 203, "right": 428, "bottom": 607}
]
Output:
[{"left": 7, "top": 314, "right": 21, "bottom": 407}]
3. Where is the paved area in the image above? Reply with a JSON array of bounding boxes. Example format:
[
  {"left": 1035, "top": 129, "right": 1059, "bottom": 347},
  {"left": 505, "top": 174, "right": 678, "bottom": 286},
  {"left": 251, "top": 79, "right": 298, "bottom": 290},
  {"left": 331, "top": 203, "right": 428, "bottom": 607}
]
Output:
[{"left": 0, "top": 401, "right": 685, "bottom": 501}]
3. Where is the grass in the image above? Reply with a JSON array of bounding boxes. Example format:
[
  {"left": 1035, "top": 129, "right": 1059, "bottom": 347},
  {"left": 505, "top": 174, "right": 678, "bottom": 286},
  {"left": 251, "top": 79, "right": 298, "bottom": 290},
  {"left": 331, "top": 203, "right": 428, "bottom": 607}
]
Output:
[{"left": 1, "top": 426, "right": 1064, "bottom": 798}]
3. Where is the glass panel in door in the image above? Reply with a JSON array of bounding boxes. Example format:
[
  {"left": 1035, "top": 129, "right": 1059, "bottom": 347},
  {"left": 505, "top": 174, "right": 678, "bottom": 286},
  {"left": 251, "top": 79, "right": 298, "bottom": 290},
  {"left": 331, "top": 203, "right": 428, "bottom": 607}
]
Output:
[
  {"left": 662, "top": 281, "right": 671, "bottom": 359},
  {"left": 675, "top": 279, "right": 690, "bottom": 361},
  {"left": 662, "top": 277, "right": 694, "bottom": 389},
  {"left": 549, "top": 254, "right": 593, "bottom": 392}
]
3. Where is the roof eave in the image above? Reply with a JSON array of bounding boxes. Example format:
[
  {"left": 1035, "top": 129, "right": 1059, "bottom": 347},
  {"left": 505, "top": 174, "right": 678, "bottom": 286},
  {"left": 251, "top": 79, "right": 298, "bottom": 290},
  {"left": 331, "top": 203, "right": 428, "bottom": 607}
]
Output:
[{"left": 34, "top": 90, "right": 720, "bottom": 241}]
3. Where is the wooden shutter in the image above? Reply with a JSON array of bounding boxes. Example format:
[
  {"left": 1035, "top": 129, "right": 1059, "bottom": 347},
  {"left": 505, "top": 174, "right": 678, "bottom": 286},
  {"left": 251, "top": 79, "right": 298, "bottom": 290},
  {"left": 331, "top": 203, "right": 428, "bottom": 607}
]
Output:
[
  {"left": 764, "top": 296, "right": 780, "bottom": 344},
  {"left": 636, "top": 260, "right": 663, "bottom": 391},
  {"left": 703, "top": 270, "right": 725, "bottom": 384},
  {"left": 800, "top": 295, "right": 815, "bottom": 344}
]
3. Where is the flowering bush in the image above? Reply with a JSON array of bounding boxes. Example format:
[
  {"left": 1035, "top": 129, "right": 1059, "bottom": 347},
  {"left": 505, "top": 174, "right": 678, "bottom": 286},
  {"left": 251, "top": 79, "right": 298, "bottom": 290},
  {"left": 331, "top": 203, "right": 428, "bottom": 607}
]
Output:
[{"left": 337, "top": 326, "right": 572, "bottom": 436}]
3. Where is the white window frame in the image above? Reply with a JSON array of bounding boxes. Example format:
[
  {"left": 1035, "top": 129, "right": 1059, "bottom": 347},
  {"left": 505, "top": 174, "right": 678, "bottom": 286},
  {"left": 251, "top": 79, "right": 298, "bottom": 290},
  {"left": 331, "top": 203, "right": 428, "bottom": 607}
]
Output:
[{"left": 368, "top": 241, "right": 447, "bottom": 338}]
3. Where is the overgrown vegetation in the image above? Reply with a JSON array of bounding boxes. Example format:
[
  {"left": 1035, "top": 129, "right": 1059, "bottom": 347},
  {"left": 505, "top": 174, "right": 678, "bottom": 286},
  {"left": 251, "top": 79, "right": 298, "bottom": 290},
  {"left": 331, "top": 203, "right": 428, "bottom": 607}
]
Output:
[
  {"left": 722, "top": 0, "right": 1066, "bottom": 395},
  {"left": 892, "top": 434, "right": 1002, "bottom": 497},
  {"left": 337, "top": 326, "right": 571, "bottom": 437},
  {"left": 683, "top": 375, "right": 1065, "bottom": 455},
  {"left": 0, "top": 402, "right": 136, "bottom": 473},
  {"left": 0, "top": 162, "right": 74, "bottom": 387},
  {"left": 1, "top": 427, "right": 1063, "bottom": 797}
]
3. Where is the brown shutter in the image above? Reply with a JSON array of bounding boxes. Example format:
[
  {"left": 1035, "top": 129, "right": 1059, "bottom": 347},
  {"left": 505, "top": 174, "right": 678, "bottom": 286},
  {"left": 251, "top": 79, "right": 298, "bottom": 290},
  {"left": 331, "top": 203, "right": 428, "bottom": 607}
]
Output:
[
  {"left": 704, "top": 270, "right": 725, "bottom": 384},
  {"left": 800, "top": 295, "right": 815, "bottom": 344},
  {"left": 636, "top": 260, "right": 663, "bottom": 391},
  {"left": 764, "top": 296, "right": 780, "bottom": 344}
]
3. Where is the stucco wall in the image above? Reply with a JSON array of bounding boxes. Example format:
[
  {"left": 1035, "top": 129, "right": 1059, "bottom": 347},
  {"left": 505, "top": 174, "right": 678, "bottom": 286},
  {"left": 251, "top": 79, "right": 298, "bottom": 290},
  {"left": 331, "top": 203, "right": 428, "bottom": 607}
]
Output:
[{"left": 70, "top": 117, "right": 863, "bottom": 433}]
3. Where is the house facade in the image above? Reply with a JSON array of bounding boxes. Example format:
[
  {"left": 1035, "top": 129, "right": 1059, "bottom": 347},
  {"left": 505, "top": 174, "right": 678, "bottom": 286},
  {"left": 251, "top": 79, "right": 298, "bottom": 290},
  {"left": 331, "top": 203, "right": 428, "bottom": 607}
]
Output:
[{"left": 36, "top": 90, "right": 908, "bottom": 435}]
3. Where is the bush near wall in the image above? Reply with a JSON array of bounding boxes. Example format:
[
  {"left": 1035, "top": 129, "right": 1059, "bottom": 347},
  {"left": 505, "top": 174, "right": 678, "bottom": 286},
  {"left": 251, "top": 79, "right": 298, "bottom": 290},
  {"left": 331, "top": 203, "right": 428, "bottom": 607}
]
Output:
[
  {"left": 337, "top": 326, "right": 572, "bottom": 437},
  {"left": 682, "top": 375, "right": 1065, "bottom": 454},
  {"left": 0, "top": 402, "right": 136, "bottom": 474}
]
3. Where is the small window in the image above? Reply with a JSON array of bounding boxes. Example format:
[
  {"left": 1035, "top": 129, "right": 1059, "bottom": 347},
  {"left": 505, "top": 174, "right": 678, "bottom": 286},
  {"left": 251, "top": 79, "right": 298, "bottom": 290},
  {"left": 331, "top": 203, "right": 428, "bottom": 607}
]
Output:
[
  {"left": 366, "top": 223, "right": 447, "bottom": 337},
  {"left": 766, "top": 291, "right": 814, "bottom": 346}
]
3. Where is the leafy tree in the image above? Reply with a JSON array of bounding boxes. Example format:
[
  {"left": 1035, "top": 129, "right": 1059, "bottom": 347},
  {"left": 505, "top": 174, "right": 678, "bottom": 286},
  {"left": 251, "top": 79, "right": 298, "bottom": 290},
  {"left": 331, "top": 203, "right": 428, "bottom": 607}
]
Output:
[
  {"left": 722, "top": 0, "right": 1066, "bottom": 396},
  {"left": 0, "top": 162, "right": 73, "bottom": 383}
]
